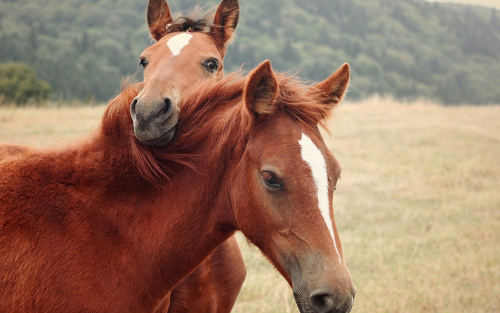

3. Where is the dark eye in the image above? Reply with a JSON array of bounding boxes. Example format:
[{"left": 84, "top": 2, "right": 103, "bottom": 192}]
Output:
[
  {"left": 139, "top": 58, "right": 148, "bottom": 68},
  {"left": 203, "top": 59, "right": 219, "bottom": 73},
  {"left": 262, "top": 171, "right": 283, "bottom": 190}
]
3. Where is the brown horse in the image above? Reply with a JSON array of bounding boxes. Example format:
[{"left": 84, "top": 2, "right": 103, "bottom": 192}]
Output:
[
  {"left": 0, "top": 0, "right": 245, "bottom": 312},
  {"left": 137, "top": 1, "right": 245, "bottom": 312},
  {"left": 0, "top": 61, "right": 355, "bottom": 313}
]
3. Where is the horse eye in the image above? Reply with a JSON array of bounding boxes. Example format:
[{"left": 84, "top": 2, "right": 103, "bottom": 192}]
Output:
[
  {"left": 139, "top": 58, "right": 148, "bottom": 68},
  {"left": 262, "top": 172, "right": 283, "bottom": 190},
  {"left": 203, "top": 59, "right": 219, "bottom": 73}
]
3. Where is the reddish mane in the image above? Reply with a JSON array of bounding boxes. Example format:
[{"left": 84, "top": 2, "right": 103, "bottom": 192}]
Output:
[{"left": 105, "top": 71, "right": 336, "bottom": 187}]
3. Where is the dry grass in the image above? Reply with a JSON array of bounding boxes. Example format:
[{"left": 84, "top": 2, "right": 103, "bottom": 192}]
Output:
[
  {"left": 0, "top": 104, "right": 106, "bottom": 147},
  {"left": 325, "top": 98, "right": 500, "bottom": 313},
  {"left": 1, "top": 98, "right": 499, "bottom": 312}
]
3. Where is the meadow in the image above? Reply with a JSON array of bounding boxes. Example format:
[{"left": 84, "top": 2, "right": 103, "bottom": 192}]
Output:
[{"left": 1, "top": 99, "right": 499, "bottom": 312}]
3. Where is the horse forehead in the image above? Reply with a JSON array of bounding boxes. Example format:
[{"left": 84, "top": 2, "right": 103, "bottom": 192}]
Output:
[
  {"left": 163, "top": 32, "right": 218, "bottom": 57},
  {"left": 298, "top": 133, "right": 329, "bottom": 180},
  {"left": 166, "top": 33, "right": 194, "bottom": 56}
]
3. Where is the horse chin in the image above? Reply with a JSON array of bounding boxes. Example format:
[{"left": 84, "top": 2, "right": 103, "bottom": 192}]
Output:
[{"left": 139, "top": 126, "right": 177, "bottom": 147}]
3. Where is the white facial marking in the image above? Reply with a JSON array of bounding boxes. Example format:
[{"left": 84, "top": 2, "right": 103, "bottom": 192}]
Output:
[
  {"left": 298, "top": 133, "right": 342, "bottom": 264},
  {"left": 166, "top": 33, "right": 193, "bottom": 56}
]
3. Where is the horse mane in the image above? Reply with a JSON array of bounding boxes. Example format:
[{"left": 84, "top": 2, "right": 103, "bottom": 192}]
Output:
[
  {"left": 150, "top": 71, "right": 334, "bottom": 180},
  {"left": 97, "top": 83, "right": 167, "bottom": 188},
  {"left": 101, "top": 70, "right": 335, "bottom": 188},
  {"left": 173, "top": 71, "right": 334, "bottom": 137}
]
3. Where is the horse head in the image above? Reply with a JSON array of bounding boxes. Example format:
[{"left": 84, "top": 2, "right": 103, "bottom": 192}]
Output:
[
  {"left": 131, "top": 0, "right": 239, "bottom": 146},
  {"left": 232, "top": 61, "right": 356, "bottom": 313}
]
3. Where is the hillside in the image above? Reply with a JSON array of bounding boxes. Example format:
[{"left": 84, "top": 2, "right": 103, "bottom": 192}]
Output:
[
  {"left": 1, "top": 0, "right": 500, "bottom": 104},
  {"left": 429, "top": 0, "right": 500, "bottom": 9}
]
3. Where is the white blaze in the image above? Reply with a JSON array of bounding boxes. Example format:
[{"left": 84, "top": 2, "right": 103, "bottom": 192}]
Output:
[
  {"left": 166, "top": 33, "right": 193, "bottom": 56},
  {"left": 298, "top": 133, "right": 342, "bottom": 264}
]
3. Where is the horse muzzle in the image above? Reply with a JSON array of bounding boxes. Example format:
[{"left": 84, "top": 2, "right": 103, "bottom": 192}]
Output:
[
  {"left": 293, "top": 286, "right": 355, "bottom": 313},
  {"left": 287, "top": 256, "right": 355, "bottom": 313},
  {"left": 130, "top": 96, "right": 179, "bottom": 146}
]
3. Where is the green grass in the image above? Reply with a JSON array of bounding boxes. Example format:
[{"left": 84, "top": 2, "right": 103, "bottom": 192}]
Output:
[{"left": 1, "top": 99, "right": 499, "bottom": 312}]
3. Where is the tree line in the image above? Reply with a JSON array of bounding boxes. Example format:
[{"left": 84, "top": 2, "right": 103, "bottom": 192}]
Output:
[{"left": 1, "top": 0, "right": 500, "bottom": 104}]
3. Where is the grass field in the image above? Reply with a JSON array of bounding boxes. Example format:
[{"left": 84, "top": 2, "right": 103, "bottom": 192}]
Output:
[{"left": 1, "top": 99, "right": 499, "bottom": 312}]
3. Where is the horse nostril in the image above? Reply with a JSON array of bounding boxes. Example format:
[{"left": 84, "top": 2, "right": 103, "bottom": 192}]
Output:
[
  {"left": 160, "top": 97, "right": 172, "bottom": 116},
  {"left": 130, "top": 98, "right": 138, "bottom": 116},
  {"left": 310, "top": 290, "right": 335, "bottom": 313}
]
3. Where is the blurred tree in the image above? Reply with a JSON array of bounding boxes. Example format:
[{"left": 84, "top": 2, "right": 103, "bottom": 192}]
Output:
[
  {"left": 282, "top": 40, "right": 301, "bottom": 63},
  {"left": 0, "top": 63, "right": 52, "bottom": 105}
]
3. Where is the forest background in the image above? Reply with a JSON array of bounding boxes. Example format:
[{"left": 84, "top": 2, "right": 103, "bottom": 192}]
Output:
[{"left": 1, "top": 0, "right": 500, "bottom": 105}]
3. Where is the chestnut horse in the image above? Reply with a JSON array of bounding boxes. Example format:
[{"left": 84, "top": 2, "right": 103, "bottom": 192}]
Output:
[
  {"left": 136, "top": 0, "right": 245, "bottom": 312},
  {"left": 0, "top": 61, "right": 355, "bottom": 312},
  {"left": 0, "top": 0, "right": 245, "bottom": 312}
]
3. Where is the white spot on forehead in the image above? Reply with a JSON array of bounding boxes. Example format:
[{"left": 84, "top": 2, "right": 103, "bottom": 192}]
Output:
[
  {"left": 166, "top": 33, "right": 193, "bottom": 56},
  {"left": 298, "top": 133, "right": 342, "bottom": 265}
]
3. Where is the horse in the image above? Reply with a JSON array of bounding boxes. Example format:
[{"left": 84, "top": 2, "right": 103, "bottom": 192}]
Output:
[
  {"left": 138, "top": 1, "right": 245, "bottom": 312},
  {"left": 0, "top": 0, "right": 246, "bottom": 312},
  {"left": 0, "top": 60, "right": 355, "bottom": 312}
]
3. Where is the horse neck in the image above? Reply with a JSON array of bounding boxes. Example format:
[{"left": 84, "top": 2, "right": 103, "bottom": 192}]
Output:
[
  {"left": 135, "top": 101, "right": 249, "bottom": 295},
  {"left": 69, "top": 87, "right": 235, "bottom": 302},
  {"left": 47, "top": 127, "right": 233, "bottom": 304},
  {"left": 58, "top": 90, "right": 244, "bottom": 302}
]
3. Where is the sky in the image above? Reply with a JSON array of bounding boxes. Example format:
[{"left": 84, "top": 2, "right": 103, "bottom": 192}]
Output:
[{"left": 427, "top": 0, "right": 500, "bottom": 9}]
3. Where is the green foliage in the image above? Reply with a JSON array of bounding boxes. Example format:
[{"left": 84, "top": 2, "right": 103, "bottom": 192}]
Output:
[
  {"left": 1, "top": 0, "right": 500, "bottom": 104},
  {"left": 0, "top": 62, "right": 52, "bottom": 105}
]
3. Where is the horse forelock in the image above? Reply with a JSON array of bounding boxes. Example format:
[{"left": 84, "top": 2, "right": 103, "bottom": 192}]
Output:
[
  {"left": 169, "top": 7, "right": 215, "bottom": 34},
  {"left": 276, "top": 74, "right": 336, "bottom": 133},
  {"left": 165, "top": 7, "right": 228, "bottom": 57}
]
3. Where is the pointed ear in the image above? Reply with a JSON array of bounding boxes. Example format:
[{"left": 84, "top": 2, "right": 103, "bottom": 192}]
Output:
[
  {"left": 244, "top": 60, "right": 279, "bottom": 117},
  {"left": 311, "top": 63, "right": 350, "bottom": 107},
  {"left": 147, "top": 0, "right": 174, "bottom": 41},
  {"left": 212, "top": 0, "right": 239, "bottom": 46}
]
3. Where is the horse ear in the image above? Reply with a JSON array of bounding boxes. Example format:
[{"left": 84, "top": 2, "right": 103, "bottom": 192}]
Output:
[
  {"left": 212, "top": 0, "right": 239, "bottom": 46},
  {"left": 311, "top": 63, "right": 350, "bottom": 107},
  {"left": 147, "top": 0, "right": 174, "bottom": 41},
  {"left": 244, "top": 60, "right": 279, "bottom": 117}
]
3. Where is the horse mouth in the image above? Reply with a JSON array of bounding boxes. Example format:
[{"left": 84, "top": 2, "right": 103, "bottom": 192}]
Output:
[
  {"left": 134, "top": 108, "right": 179, "bottom": 147},
  {"left": 139, "top": 126, "right": 177, "bottom": 147}
]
